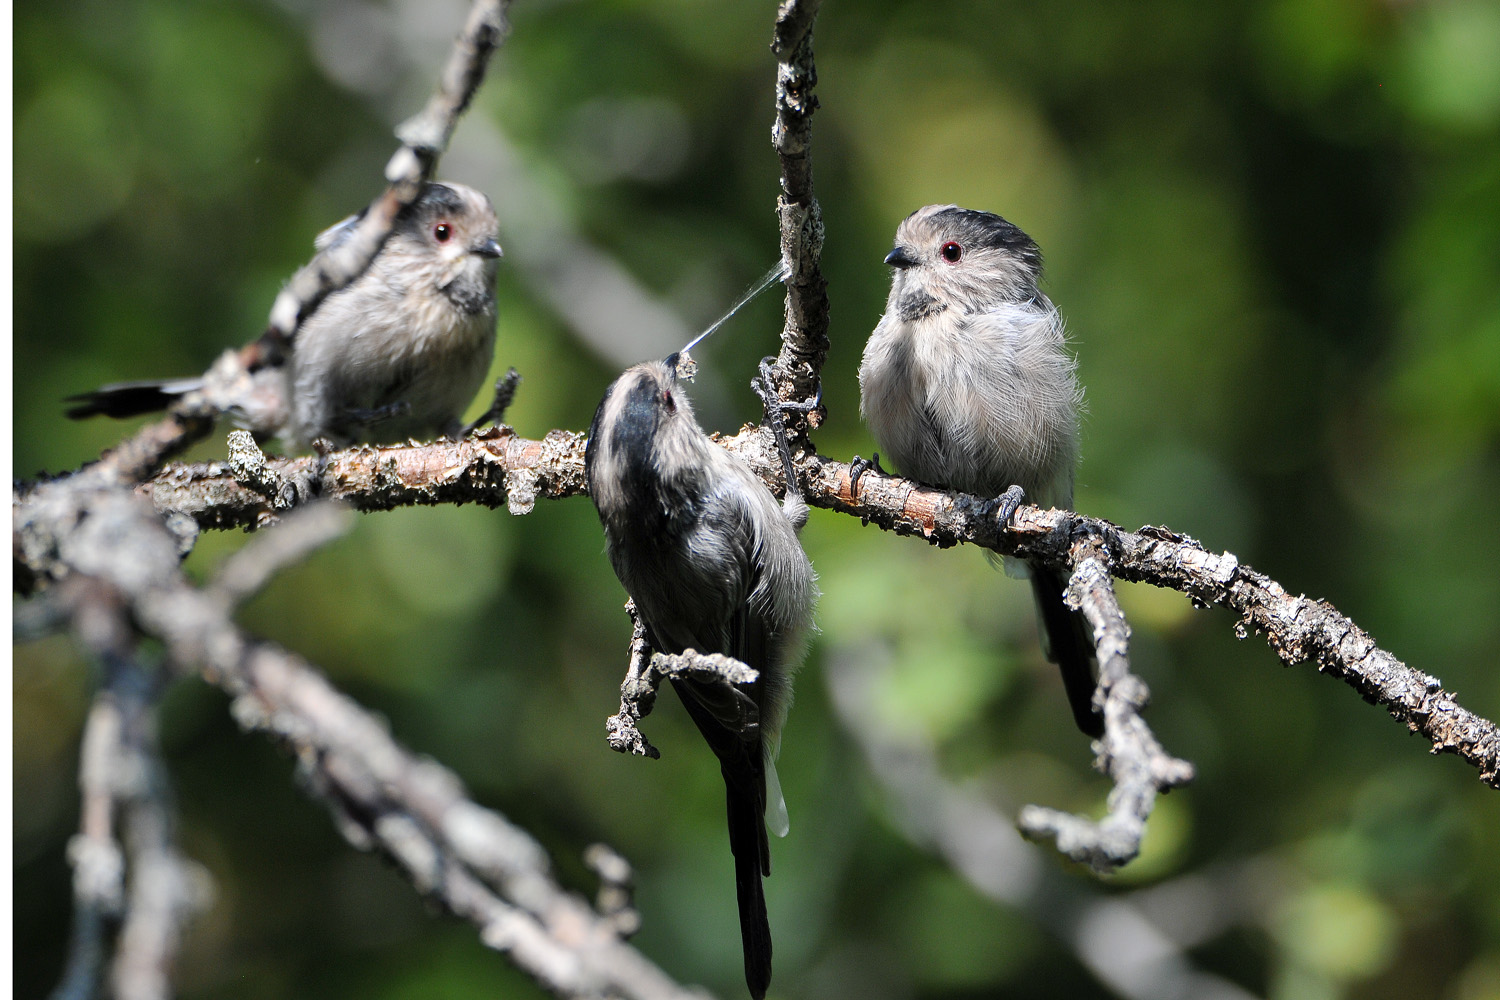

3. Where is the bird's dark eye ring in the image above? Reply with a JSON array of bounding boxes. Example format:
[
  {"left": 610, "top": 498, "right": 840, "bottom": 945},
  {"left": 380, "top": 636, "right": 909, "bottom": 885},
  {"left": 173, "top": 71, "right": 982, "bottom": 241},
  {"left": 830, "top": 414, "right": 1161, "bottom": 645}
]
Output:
[
  {"left": 662, "top": 388, "right": 674, "bottom": 410},
  {"left": 940, "top": 241, "right": 962, "bottom": 263},
  {"left": 433, "top": 223, "right": 453, "bottom": 243}
]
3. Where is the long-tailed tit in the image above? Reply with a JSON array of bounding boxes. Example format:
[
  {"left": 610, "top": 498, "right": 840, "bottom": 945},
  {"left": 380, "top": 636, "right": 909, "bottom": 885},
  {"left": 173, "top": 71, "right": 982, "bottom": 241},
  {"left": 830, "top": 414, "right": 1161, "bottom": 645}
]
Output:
[
  {"left": 858, "top": 204, "right": 1101, "bottom": 736},
  {"left": 66, "top": 181, "right": 503, "bottom": 450},
  {"left": 586, "top": 356, "right": 817, "bottom": 999}
]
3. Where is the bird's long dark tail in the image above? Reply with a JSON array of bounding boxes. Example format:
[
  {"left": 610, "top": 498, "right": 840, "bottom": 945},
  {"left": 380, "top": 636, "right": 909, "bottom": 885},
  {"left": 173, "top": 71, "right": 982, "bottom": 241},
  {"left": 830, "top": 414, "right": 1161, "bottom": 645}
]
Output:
[
  {"left": 671, "top": 678, "right": 773, "bottom": 998},
  {"left": 722, "top": 758, "right": 772, "bottom": 999},
  {"left": 1030, "top": 566, "right": 1104, "bottom": 737},
  {"left": 64, "top": 378, "right": 204, "bottom": 420}
]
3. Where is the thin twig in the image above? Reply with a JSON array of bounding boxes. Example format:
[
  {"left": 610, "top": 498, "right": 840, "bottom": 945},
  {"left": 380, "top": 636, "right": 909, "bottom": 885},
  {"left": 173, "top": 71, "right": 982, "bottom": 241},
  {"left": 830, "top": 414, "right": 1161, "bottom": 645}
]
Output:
[
  {"left": 605, "top": 602, "right": 761, "bottom": 759},
  {"left": 51, "top": 682, "right": 127, "bottom": 1000},
  {"left": 1017, "top": 533, "right": 1195, "bottom": 872}
]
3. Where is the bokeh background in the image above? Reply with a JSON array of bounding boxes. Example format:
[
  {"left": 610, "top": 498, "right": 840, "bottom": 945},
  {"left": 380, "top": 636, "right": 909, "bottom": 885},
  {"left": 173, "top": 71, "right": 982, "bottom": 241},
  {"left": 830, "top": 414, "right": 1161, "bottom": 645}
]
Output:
[{"left": 14, "top": 1, "right": 1500, "bottom": 998}]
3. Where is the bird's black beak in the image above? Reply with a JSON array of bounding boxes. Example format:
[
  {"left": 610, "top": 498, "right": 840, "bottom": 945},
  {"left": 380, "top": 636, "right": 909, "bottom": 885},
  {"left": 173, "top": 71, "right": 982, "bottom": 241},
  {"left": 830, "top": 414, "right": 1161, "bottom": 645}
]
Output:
[
  {"left": 473, "top": 237, "right": 504, "bottom": 259},
  {"left": 885, "top": 245, "right": 916, "bottom": 269}
]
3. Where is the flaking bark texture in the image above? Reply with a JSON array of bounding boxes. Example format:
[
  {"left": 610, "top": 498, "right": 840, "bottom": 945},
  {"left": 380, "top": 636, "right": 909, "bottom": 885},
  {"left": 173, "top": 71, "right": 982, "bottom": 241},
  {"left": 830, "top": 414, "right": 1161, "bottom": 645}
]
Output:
[
  {"left": 769, "top": 0, "right": 830, "bottom": 444},
  {"left": 140, "top": 427, "right": 588, "bottom": 531},
  {"left": 108, "top": 425, "right": 1500, "bottom": 797}
]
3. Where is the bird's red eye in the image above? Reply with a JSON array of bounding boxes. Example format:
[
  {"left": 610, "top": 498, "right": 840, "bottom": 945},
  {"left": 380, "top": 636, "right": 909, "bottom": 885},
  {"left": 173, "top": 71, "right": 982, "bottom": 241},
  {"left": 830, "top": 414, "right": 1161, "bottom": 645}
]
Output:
[
  {"left": 662, "top": 388, "right": 674, "bottom": 410},
  {"left": 940, "top": 241, "right": 963, "bottom": 263},
  {"left": 433, "top": 223, "right": 453, "bottom": 242}
]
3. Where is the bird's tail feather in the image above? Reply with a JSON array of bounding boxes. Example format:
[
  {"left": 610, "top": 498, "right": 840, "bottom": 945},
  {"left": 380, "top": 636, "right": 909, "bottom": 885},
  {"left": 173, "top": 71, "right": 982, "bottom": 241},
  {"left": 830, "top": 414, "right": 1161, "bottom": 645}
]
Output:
[
  {"left": 723, "top": 761, "right": 772, "bottom": 999},
  {"left": 64, "top": 378, "right": 204, "bottom": 420},
  {"left": 671, "top": 678, "right": 774, "bottom": 997}
]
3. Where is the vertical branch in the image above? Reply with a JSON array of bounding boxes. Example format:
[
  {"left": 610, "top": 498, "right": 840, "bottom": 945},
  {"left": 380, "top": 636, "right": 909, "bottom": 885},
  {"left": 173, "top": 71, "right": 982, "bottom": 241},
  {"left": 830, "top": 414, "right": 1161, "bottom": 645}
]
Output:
[
  {"left": 109, "top": 671, "right": 206, "bottom": 1000},
  {"left": 769, "top": 0, "right": 830, "bottom": 442},
  {"left": 50, "top": 679, "right": 127, "bottom": 1000},
  {"left": 51, "top": 587, "right": 207, "bottom": 1000},
  {"left": 606, "top": 602, "right": 664, "bottom": 759}
]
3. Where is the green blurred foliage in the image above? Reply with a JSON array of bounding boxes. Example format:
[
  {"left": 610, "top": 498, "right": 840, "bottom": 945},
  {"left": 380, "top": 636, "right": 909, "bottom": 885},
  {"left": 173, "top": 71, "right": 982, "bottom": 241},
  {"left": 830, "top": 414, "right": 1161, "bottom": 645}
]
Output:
[{"left": 13, "top": 1, "right": 1500, "bottom": 999}]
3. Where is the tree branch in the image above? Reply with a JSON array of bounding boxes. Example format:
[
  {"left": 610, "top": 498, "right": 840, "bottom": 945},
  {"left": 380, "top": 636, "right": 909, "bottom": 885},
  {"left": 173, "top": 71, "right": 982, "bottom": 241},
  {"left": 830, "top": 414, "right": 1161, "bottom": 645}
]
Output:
[
  {"left": 768, "top": 0, "right": 830, "bottom": 444},
  {"left": 17, "top": 479, "right": 716, "bottom": 1000},
  {"left": 606, "top": 600, "right": 762, "bottom": 760},
  {"left": 49, "top": 583, "right": 208, "bottom": 1000},
  {"left": 136, "top": 426, "right": 587, "bottom": 531},
  {"left": 1017, "top": 532, "right": 1195, "bottom": 872},
  {"left": 89, "top": 429, "right": 1498, "bottom": 796}
]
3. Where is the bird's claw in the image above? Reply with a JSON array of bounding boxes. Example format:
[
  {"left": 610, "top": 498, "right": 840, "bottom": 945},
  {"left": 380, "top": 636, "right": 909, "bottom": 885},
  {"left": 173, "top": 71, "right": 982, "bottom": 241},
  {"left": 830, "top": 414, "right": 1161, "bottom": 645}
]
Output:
[
  {"left": 989, "top": 484, "right": 1027, "bottom": 526},
  {"left": 849, "top": 452, "right": 887, "bottom": 494},
  {"left": 752, "top": 359, "right": 801, "bottom": 499},
  {"left": 754, "top": 357, "right": 822, "bottom": 417},
  {"left": 464, "top": 368, "right": 523, "bottom": 435}
]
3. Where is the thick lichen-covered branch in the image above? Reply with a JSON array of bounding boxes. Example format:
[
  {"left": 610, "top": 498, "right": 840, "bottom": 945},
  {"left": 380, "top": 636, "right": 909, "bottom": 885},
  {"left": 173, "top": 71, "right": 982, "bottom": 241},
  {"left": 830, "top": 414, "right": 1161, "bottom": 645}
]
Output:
[
  {"left": 95, "top": 426, "right": 1500, "bottom": 795},
  {"left": 138, "top": 426, "right": 587, "bottom": 531}
]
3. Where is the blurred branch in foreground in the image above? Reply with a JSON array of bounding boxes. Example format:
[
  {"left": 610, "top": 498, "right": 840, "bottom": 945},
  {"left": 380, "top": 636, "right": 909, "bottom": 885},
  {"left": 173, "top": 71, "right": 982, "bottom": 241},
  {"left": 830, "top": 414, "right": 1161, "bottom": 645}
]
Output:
[
  {"left": 48, "top": 587, "right": 209, "bottom": 1000},
  {"left": 19, "top": 487, "right": 714, "bottom": 1000}
]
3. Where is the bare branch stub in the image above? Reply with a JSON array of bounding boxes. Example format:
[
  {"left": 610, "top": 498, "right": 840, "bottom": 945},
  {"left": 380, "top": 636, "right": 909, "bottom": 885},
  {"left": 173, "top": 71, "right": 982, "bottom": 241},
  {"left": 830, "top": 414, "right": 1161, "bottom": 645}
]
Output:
[
  {"left": 464, "top": 367, "right": 524, "bottom": 435},
  {"left": 606, "top": 601, "right": 761, "bottom": 760},
  {"left": 584, "top": 843, "right": 643, "bottom": 939},
  {"left": 769, "top": 0, "right": 830, "bottom": 445},
  {"left": 1017, "top": 533, "right": 1195, "bottom": 873}
]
